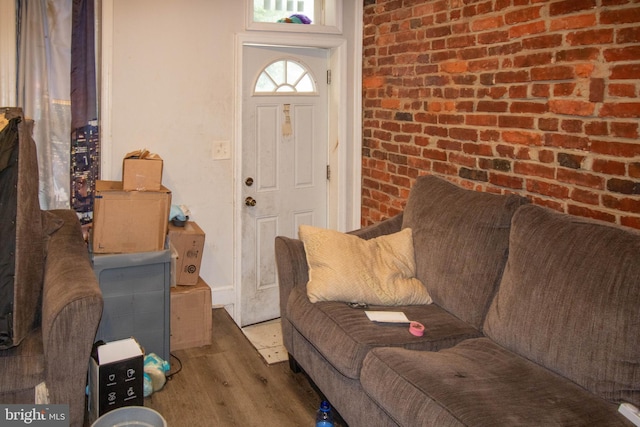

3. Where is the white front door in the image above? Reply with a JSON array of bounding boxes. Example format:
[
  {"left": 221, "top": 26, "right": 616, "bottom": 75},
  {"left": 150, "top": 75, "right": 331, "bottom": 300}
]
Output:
[{"left": 240, "top": 45, "right": 329, "bottom": 326}]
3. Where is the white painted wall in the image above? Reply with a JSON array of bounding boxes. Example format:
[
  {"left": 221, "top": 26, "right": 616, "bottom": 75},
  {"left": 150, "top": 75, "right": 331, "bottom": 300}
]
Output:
[
  {"left": 0, "top": 0, "right": 16, "bottom": 106},
  {"left": 103, "top": 1, "right": 361, "bottom": 311},
  {"left": 103, "top": 0, "right": 242, "bottom": 308}
]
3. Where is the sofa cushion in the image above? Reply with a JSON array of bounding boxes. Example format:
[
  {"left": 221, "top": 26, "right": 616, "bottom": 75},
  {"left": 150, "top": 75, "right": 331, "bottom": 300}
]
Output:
[
  {"left": 361, "top": 338, "right": 630, "bottom": 426},
  {"left": 287, "top": 286, "right": 480, "bottom": 379},
  {"left": 299, "top": 225, "right": 431, "bottom": 306},
  {"left": 484, "top": 204, "right": 640, "bottom": 408},
  {"left": 402, "top": 175, "right": 528, "bottom": 329}
]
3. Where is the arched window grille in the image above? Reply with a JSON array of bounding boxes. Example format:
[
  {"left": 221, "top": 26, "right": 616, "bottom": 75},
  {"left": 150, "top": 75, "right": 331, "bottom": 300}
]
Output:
[{"left": 254, "top": 59, "right": 317, "bottom": 95}]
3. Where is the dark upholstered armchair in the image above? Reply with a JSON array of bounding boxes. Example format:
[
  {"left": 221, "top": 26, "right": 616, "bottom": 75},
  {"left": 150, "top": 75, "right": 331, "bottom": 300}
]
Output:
[{"left": 0, "top": 108, "right": 103, "bottom": 427}]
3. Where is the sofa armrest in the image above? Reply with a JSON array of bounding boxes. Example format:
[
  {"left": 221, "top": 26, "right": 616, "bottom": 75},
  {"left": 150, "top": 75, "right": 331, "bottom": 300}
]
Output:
[
  {"left": 41, "top": 209, "right": 103, "bottom": 427},
  {"left": 275, "top": 236, "right": 308, "bottom": 316},
  {"left": 349, "top": 213, "right": 403, "bottom": 240}
]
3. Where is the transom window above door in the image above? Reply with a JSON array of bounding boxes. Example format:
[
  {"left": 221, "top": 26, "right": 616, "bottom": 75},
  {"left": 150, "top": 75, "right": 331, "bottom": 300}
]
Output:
[
  {"left": 247, "top": 0, "right": 343, "bottom": 34},
  {"left": 254, "top": 0, "right": 319, "bottom": 24},
  {"left": 254, "top": 59, "right": 317, "bottom": 95}
]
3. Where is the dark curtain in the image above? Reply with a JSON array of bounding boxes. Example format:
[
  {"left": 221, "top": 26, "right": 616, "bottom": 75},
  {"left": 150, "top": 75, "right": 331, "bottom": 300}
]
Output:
[
  {"left": 0, "top": 116, "right": 20, "bottom": 348},
  {"left": 70, "top": 0, "right": 99, "bottom": 227},
  {"left": 71, "top": 0, "right": 96, "bottom": 128}
]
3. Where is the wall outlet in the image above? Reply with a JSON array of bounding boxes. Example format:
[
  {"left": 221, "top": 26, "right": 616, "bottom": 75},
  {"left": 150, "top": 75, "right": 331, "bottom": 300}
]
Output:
[{"left": 212, "top": 140, "right": 231, "bottom": 160}]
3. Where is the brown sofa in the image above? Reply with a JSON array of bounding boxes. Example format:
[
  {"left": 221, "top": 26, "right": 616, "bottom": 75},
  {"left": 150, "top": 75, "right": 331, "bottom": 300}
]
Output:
[
  {"left": 0, "top": 108, "right": 103, "bottom": 427},
  {"left": 276, "top": 175, "right": 640, "bottom": 426}
]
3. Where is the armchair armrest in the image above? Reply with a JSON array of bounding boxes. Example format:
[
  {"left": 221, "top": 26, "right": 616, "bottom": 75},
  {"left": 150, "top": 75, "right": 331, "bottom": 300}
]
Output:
[{"left": 41, "top": 209, "right": 103, "bottom": 427}]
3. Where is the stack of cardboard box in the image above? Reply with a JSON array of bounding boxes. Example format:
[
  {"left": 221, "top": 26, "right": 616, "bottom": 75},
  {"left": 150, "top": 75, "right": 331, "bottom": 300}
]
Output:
[
  {"left": 89, "top": 151, "right": 212, "bottom": 418},
  {"left": 166, "top": 221, "right": 212, "bottom": 351},
  {"left": 93, "top": 150, "right": 212, "bottom": 351},
  {"left": 93, "top": 152, "right": 170, "bottom": 254},
  {"left": 89, "top": 153, "right": 169, "bottom": 419}
]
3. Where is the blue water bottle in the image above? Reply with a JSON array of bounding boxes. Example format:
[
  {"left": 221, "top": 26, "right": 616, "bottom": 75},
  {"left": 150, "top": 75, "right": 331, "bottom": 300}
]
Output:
[{"left": 316, "top": 400, "right": 334, "bottom": 427}]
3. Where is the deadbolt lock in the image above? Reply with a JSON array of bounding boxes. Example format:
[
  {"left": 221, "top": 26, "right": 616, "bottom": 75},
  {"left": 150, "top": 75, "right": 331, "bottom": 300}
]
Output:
[{"left": 245, "top": 177, "right": 254, "bottom": 186}]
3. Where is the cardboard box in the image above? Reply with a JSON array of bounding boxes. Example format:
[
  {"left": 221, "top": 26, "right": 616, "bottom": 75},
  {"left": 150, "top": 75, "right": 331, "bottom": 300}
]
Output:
[
  {"left": 122, "top": 151, "right": 163, "bottom": 191},
  {"left": 88, "top": 338, "right": 144, "bottom": 422},
  {"left": 170, "top": 278, "right": 212, "bottom": 351},
  {"left": 93, "top": 180, "right": 171, "bottom": 254},
  {"left": 167, "top": 221, "right": 205, "bottom": 285}
]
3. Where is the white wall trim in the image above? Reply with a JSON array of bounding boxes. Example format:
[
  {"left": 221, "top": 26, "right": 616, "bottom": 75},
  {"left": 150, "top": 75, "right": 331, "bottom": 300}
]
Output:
[
  {"left": 351, "top": 3, "right": 363, "bottom": 229},
  {"left": 99, "top": 0, "right": 114, "bottom": 179},
  {"left": 0, "top": 0, "right": 17, "bottom": 107}
]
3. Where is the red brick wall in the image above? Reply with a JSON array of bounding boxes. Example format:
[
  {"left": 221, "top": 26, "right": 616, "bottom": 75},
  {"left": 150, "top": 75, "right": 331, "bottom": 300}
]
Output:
[{"left": 362, "top": 0, "right": 640, "bottom": 229}]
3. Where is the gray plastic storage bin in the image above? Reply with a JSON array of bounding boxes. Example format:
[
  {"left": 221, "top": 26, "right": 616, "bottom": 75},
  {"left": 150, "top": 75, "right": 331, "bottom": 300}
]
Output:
[{"left": 92, "top": 249, "right": 171, "bottom": 362}]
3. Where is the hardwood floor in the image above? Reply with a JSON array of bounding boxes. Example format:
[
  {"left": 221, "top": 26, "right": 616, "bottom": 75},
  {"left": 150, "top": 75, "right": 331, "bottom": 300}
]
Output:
[{"left": 141, "top": 308, "right": 342, "bottom": 426}]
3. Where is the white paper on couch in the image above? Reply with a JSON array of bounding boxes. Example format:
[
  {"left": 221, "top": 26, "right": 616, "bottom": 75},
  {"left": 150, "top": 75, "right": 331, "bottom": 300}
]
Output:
[{"left": 365, "top": 311, "right": 410, "bottom": 324}]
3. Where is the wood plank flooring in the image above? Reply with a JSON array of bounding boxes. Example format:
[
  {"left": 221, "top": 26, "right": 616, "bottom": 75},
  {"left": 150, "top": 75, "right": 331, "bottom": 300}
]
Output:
[{"left": 142, "top": 308, "right": 338, "bottom": 426}]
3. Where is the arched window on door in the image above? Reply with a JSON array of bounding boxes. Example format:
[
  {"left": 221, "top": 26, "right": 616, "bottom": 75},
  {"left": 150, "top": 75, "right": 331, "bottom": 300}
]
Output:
[{"left": 254, "top": 58, "right": 317, "bottom": 95}]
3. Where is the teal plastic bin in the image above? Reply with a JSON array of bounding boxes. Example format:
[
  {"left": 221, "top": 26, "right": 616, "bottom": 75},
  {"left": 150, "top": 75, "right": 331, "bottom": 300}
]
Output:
[{"left": 92, "top": 249, "right": 171, "bottom": 362}]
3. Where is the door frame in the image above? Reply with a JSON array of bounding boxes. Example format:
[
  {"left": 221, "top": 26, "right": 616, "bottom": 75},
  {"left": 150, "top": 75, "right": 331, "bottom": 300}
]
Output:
[
  {"left": 239, "top": 45, "right": 330, "bottom": 326},
  {"left": 233, "top": 32, "right": 361, "bottom": 326}
]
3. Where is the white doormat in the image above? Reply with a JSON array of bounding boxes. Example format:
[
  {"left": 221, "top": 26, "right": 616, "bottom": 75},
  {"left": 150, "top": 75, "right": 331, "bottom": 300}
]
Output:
[{"left": 241, "top": 318, "right": 288, "bottom": 365}]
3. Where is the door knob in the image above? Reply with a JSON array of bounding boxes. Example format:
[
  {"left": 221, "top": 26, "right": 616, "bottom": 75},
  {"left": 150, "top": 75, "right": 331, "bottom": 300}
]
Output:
[{"left": 245, "top": 197, "right": 257, "bottom": 207}]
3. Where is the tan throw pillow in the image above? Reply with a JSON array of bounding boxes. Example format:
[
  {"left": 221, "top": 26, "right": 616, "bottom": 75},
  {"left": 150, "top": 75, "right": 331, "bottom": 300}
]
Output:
[{"left": 299, "top": 225, "right": 432, "bottom": 306}]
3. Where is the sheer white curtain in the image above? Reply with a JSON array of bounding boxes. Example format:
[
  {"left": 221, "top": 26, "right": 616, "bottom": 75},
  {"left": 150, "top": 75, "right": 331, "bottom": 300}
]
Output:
[{"left": 17, "top": 0, "right": 72, "bottom": 210}]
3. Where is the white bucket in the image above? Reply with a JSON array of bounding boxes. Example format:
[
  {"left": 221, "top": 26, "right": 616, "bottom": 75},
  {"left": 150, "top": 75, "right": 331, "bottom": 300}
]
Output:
[{"left": 91, "top": 406, "right": 167, "bottom": 427}]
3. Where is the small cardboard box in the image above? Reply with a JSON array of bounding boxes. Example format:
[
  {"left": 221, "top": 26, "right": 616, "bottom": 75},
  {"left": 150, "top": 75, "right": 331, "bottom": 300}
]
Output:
[
  {"left": 88, "top": 338, "right": 144, "bottom": 422},
  {"left": 93, "top": 180, "right": 171, "bottom": 254},
  {"left": 167, "top": 221, "right": 205, "bottom": 285},
  {"left": 170, "top": 278, "right": 212, "bottom": 351},
  {"left": 122, "top": 150, "right": 163, "bottom": 191}
]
